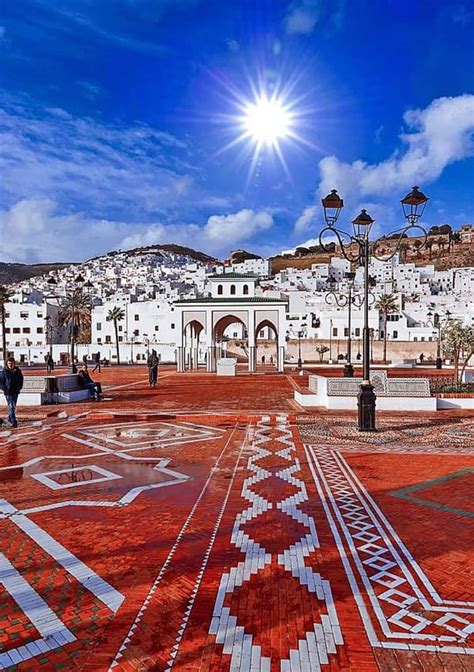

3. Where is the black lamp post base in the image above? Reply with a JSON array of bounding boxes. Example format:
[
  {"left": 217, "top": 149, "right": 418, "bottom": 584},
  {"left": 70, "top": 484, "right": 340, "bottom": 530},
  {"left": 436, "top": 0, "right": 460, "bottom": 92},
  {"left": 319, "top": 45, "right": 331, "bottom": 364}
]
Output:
[
  {"left": 69, "top": 364, "right": 78, "bottom": 374},
  {"left": 297, "top": 357, "right": 302, "bottom": 369},
  {"left": 436, "top": 357, "right": 442, "bottom": 370},
  {"left": 357, "top": 383, "right": 377, "bottom": 432},
  {"left": 343, "top": 363, "right": 354, "bottom": 377}
]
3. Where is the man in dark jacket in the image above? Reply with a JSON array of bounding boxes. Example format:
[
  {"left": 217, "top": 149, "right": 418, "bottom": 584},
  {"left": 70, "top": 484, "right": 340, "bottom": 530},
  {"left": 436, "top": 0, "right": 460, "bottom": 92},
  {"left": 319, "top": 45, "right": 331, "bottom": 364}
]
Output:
[
  {"left": 0, "top": 357, "right": 24, "bottom": 428},
  {"left": 147, "top": 350, "right": 159, "bottom": 387}
]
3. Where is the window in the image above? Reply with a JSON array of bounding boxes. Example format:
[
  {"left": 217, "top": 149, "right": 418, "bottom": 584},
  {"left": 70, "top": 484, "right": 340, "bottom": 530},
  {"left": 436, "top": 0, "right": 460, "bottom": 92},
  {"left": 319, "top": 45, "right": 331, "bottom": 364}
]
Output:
[
  {"left": 134, "top": 314, "right": 139, "bottom": 321},
  {"left": 414, "top": 336, "right": 418, "bottom": 342},
  {"left": 134, "top": 329, "right": 139, "bottom": 336},
  {"left": 355, "top": 328, "right": 361, "bottom": 337},
  {"left": 97, "top": 337, "right": 102, "bottom": 344},
  {"left": 332, "top": 327, "right": 338, "bottom": 337},
  {"left": 230, "top": 284, "right": 236, "bottom": 295},
  {"left": 37, "top": 312, "right": 43, "bottom": 318},
  {"left": 171, "top": 323, "right": 175, "bottom": 329},
  {"left": 13, "top": 327, "right": 20, "bottom": 334},
  {"left": 20, "top": 312, "right": 28, "bottom": 319},
  {"left": 96, "top": 322, "right": 102, "bottom": 331},
  {"left": 5, "top": 328, "right": 10, "bottom": 333},
  {"left": 243, "top": 284, "right": 249, "bottom": 295},
  {"left": 105, "top": 335, "right": 111, "bottom": 343},
  {"left": 118, "top": 336, "right": 123, "bottom": 342},
  {"left": 37, "top": 327, "right": 43, "bottom": 334},
  {"left": 155, "top": 325, "right": 159, "bottom": 331},
  {"left": 421, "top": 336, "right": 425, "bottom": 342},
  {"left": 259, "top": 330, "right": 265, "bottom": 337},
  {"left": 217, "top": 284, "right": 223, "bottom": 295},
  {"left": 118, "top": 325, "right": 123, "bottom": 332},
  {"left": 344, "top": 328, "right": 349, "bottom": 337},
  {"left": 233, "top": 332, "right": 238, "bottom": 338},
  {"left": 393, "top": 330, "right": 398, "bottom": 339},
  {"left": 23, "top": 327, "right": 31, "bottom": 334}
]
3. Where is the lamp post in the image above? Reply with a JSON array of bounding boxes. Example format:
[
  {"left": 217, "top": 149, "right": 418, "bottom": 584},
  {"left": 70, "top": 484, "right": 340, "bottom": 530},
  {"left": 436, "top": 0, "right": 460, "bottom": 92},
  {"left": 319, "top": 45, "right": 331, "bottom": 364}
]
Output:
[
  {"left": 320, "top": 186, "right": 429, "bottom": 431},
  {"left": 47, "top": 274, "right": 91, "bottom": 373},
  {"left": 44, "top": 315, "right": 54, "bottom": 360},
  {"left": 297, "top": 322, "right": 307, "bottom": 369},
  {"left": 427, "top": 310, "right": 450, "bottom": 370},
  {"left": 324, "top": 271, "right": 372, "bottom": 377}
]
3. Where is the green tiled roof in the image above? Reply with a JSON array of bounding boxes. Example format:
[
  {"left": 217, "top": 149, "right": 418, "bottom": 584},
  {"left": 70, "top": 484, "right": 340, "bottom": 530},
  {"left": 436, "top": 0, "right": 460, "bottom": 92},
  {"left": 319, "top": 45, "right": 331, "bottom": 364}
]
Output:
[
  {"left": 207, "top": 272, "right": 259, "bottom": 279},
  {"left": 174, "top": 297, "right": 287, "bottom": 304}
]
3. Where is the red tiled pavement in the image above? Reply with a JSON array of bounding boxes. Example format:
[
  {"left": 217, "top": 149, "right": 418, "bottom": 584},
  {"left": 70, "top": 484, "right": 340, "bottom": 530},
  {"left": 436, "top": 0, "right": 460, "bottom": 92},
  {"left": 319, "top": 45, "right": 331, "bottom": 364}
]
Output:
[{"left": 0, "top": 368, "right": 472, "bottom": 671}]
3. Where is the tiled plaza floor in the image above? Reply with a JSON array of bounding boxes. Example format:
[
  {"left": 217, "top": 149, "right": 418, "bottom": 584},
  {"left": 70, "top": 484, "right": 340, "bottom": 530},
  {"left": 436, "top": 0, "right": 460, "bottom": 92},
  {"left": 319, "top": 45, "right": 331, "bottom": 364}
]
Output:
[{"left": 0, "top": 368, "right": 472, "bottom": 670}]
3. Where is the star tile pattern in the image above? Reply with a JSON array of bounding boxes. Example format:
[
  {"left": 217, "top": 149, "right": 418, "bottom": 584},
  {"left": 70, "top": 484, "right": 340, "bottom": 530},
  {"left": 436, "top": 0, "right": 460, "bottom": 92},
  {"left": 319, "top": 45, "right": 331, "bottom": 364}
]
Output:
[{"left": 0, "top": 369, "right": 472, "bottom": 671}]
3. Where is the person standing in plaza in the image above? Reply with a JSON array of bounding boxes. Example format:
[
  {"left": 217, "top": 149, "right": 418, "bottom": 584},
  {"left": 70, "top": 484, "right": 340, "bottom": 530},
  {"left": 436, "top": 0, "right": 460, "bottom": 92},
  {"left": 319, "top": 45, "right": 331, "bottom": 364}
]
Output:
[
  {"left": 92, "top": 352, "right": 101, "bottom": 373},
  {"left": 147, "top": 349, "right": 159, "bottom": 387},
  {"left": 46, "top": 353, "right": 54, "bottom": 373},
  {"left": 0, "top": 357, "right": 24, "bottom": 428}
]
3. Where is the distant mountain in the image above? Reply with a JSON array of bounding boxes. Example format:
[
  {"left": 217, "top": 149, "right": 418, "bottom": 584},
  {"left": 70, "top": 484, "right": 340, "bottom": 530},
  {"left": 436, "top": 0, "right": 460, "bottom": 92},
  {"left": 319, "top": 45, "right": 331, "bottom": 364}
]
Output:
[{"left": 0, "top": 262, "right": 73, "bottom": 285}]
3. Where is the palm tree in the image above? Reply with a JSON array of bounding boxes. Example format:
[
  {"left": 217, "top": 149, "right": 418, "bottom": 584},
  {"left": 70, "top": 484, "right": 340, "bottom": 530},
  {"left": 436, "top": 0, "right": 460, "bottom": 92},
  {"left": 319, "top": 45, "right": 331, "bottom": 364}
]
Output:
[
  {"left": 107, "top": 307, "right": 125, "bottom": 365},
  {"left": 58, "top": 289, "right": 92, "bottom": 367},
  {"left": 375, "top": 293, "right": 398, "bottom": 364},
  {"left": 0, "top": 285, "right": 12, "bottom": 363}
]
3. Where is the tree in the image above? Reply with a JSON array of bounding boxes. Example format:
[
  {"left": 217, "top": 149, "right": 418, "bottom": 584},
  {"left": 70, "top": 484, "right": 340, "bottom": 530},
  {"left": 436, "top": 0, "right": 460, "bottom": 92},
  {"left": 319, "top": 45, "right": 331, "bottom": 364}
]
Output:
[
  {"left": 107, "top": 307, "right": 125, "bottom": 365},
  {"left": 0, "top": 285, "right": 12, "bottom": 363},
  {"left": 58, "top": 289, "right": 92, "bottom": 363},
  {"left": 442, "top": 320, "right": 474, "bottom": 387},
  {"left": 316, "top": 345, "right": 330, "bottom": 363},
  {"left": 375, "top": 293, "right": 398, "bottom": 364}
]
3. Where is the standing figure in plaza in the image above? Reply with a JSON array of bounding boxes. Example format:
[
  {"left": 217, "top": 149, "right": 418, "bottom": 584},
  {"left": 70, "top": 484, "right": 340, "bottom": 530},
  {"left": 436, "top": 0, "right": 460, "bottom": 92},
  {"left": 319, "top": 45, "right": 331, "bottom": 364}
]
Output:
[
  {"left": 147, "top": 349, "right": 159, "bottom": 387},
  {"left": 0, "top": 357, "right": 24, "bottom": 428},
  {"left": 261, "top": 354, "right": 266, "bottom": 365},
  {"left": 46, "top": 353, "right": 54, "bottom": 373},
  {"left": 419, "top": 352, "right": 425, "bottom": 364},
  {"left": 92, "top": 352, "right": 101, "bottom": 373}
]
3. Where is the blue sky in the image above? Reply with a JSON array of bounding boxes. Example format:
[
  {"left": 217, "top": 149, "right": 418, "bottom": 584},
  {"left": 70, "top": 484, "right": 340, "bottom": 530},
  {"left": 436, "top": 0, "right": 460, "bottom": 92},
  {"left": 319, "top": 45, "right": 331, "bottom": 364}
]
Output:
[{"left": 0, "top": 0, "right": 473, "bottom": 263}]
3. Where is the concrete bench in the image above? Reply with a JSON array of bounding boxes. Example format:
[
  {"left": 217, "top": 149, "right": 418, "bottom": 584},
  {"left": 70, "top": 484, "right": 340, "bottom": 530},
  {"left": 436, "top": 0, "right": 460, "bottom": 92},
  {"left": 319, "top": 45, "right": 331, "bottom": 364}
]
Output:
[
  {"left": 296, "top": 371, "right": 436, "bottom": 411},
  {"left": 0, "top": 374, "right": 92, "bottom": 407}
]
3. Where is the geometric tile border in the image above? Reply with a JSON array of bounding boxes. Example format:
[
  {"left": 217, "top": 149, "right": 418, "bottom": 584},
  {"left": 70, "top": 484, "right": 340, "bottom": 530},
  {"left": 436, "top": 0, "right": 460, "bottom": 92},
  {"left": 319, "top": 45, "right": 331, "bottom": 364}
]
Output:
[
  {"left": 305, "top": 444, "right": 474, "bottom": 655},
  {"left": 391, "top": 468, "right": 474, "bottom": 519},
  {"left": 208, "top": 416, "right": 344, "bottom": 670}
]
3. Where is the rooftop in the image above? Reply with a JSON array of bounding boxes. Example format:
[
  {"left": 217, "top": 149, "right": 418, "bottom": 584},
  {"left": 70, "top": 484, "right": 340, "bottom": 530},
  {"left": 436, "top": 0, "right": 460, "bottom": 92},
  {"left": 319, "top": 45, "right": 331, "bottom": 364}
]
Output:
[{"left": 174, "top": 296, "right": 287, "bottom": 304}]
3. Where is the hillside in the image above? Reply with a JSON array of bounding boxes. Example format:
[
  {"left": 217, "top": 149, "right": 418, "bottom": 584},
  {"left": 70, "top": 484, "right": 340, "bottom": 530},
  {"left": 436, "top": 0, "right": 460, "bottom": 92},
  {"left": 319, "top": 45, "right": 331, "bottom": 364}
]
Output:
[
  {"left": 270, "top": 232, "right": 474, "bottom": 274},
  {"left": 0, "top": 262, "right": 72, "bottom": 285},
  {"left": 0, "top": 244, "right": 217, "bottom": 286}
]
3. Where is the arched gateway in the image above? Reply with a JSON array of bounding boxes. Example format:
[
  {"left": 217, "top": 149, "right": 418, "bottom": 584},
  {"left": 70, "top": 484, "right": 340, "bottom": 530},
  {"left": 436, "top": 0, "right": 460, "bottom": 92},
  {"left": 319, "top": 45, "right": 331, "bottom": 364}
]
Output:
[{"left": 174, "top": 273, "right": 288, "bottom": 372}]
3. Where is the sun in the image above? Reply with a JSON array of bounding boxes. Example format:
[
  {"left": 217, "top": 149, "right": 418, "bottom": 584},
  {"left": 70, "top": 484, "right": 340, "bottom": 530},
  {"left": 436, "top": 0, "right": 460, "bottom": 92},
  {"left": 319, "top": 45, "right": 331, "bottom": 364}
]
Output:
[{"left": 243, "top": 95, "right": 291, "bottom": 146}]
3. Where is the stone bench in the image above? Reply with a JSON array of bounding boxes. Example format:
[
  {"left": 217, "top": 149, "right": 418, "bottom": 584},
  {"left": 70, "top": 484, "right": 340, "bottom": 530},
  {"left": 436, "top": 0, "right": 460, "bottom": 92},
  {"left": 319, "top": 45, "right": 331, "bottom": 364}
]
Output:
[
  {"left": 0, "top": 374, "right": 92, "bottom": 407},
  {"left": 296, "top": 371, "right": 436, "bottom": 411}
]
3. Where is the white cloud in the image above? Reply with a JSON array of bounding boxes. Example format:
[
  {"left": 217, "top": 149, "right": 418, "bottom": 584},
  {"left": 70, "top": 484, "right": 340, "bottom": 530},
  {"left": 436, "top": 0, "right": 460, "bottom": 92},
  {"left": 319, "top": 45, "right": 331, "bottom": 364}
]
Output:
[
  {"left": 285, "top": 1, "right": 320, "bottom": 34},
  {"left": 204, "top": 209, "right": 273, "bottom": 244},
  {"left": 293, "top": 205, "right": 318, "bottom": 235},
  {"left": 318, "top": 94, "right": 474, "bottom": 201},
  {"left": 0, "top": 99, "right": 196, "bottom": 222},
  {"left": 0, "top": 198, "right": 129, "bottom": 264},
  {"left": 120, "top": 209, "right": 274, "bottom": 257},
  {"left": 284, "top": 0, "right": 345, "bottom": 34}
]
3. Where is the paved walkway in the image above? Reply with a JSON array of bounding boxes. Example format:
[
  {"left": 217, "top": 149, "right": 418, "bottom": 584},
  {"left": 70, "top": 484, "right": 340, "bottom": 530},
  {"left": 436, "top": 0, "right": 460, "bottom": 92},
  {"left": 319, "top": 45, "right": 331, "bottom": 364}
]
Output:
[{"left": 0, "top": 370, "right": 472, "bottom": 670}]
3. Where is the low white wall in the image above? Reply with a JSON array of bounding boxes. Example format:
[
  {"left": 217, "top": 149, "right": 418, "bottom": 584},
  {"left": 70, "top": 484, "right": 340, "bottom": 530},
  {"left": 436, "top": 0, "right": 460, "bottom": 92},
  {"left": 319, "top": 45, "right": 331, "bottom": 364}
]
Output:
[
  {"left": 436, "top": 398, "right": 474, "bottom": 410},
  {"left": 0, "top": 393, "right": 43, "bottom": 407}
]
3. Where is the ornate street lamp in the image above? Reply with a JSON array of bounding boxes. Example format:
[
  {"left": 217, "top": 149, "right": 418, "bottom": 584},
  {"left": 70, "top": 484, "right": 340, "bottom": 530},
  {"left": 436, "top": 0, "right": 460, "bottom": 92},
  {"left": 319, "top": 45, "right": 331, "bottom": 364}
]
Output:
[{"left": 320, "top": 186, "right": 429, "bottom": 431}]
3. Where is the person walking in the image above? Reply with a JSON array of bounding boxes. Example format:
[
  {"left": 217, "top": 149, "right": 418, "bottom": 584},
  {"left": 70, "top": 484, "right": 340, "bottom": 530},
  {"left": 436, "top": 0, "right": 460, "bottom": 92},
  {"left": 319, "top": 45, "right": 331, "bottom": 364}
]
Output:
[
  {"left": 46, "top": 353, "right": 54, "bottom": 373},
  {"left": 92, "top": 352, "right": 101, "bottom": 373},
  {"left": 0, "top": 357, "right": 24, "bottom": 428},
  {"left": 147, "top": 349, "right": 159, "bottom": 387}
]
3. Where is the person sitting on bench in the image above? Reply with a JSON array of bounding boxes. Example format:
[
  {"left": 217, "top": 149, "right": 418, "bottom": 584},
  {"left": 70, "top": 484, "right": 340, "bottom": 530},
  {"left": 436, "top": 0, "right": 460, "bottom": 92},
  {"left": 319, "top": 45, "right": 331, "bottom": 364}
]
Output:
[{"left": 78, "top": 365, "right": 102, "bottom": 400}]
